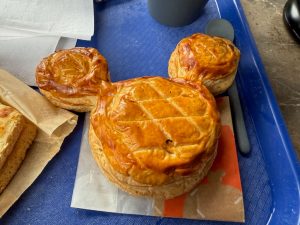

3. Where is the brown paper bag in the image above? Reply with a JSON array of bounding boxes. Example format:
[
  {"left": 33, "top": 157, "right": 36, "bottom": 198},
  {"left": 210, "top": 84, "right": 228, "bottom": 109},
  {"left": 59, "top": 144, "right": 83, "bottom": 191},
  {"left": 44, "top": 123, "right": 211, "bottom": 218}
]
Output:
[{"left": 0, "top": 69, "right": 78, "bottom": 217}]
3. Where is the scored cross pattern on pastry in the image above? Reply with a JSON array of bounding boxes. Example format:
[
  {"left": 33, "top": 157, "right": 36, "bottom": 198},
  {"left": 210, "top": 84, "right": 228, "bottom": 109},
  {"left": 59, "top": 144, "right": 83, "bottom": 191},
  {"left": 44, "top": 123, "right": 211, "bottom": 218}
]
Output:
[
  {"left": 134, "top": 100, "right": 174, "bottom": 142},
  {"left": 116, "top": 84, "right": 210, "bottom": 162},
  {"left": 90, "top": 77, "right": 220, "bottom": 198},
  {"left": 117, "top": 81, "right": 207, "bottom": 148},
  {"left": 91, "top": 77, "right": 220, "bottom": 187},
  {"left": 147, "top": 81, "right": 205, "bottom": 135}
]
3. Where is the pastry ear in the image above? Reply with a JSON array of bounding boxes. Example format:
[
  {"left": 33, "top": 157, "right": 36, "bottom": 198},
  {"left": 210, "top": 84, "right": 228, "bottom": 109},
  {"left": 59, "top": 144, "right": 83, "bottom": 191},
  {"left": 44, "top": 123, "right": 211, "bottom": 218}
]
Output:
[
  {"left": 35, "top": 47, "right": 110, "bottom": 112},
  {"left": 168, "top": 33, "right": 240, "bottom": 95}
]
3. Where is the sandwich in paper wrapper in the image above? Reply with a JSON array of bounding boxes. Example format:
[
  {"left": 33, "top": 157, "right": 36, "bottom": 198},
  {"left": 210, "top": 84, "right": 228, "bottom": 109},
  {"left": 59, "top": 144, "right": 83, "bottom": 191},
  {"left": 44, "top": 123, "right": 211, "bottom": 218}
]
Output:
[{"left": 0, "top": 69, "right": 78, "bottom": 217}]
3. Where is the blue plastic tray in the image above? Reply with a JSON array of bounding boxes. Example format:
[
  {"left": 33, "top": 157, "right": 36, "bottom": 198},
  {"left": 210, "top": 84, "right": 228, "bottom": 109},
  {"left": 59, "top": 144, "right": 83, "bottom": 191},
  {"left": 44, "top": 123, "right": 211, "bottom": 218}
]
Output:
[{"left": 1, "top": 0, "right": 300, "bottom": 224}]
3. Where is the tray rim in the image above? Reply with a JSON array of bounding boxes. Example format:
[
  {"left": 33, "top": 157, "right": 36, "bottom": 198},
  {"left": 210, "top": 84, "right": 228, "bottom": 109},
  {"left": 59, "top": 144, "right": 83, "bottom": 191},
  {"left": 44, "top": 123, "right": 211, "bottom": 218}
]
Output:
[{"left": 216, "top": 0, "right": 300, "bottom": 224}]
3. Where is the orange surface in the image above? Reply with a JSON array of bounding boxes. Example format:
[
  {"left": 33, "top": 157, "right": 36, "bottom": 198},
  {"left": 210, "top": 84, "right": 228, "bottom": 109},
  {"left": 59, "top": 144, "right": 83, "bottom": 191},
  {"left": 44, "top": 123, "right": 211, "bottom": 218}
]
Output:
[
  {"left": 211, "top": 125, "right": 242, "bottom": 191},
  {"left": 163, "top": 124, "right": 242, "bottom": 217},
  {"left": 163, "top": 193, "right": 188, "bottom": 217}
]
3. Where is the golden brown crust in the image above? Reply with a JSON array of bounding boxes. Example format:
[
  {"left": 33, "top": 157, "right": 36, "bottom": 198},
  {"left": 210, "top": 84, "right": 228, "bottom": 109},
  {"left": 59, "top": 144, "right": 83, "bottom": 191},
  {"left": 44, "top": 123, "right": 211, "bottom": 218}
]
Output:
[
  {"left": 89, "top": 76, "right": 220, "bottom": 197},
  {"left": 0, "top": 103, "right": 25, "bottom": 170},
  {"left": 89, "top": 125, "right": 217, "bottom": 199},
  {"left": 0, "top": 119, "right": 37, "bottom": 194},
  {"left": 39, "top": 89, "right": 97, "bottom": 112},
  {"left": 168, "top": 33, "right": 240, "bottom": 95},
  {"left": 36, "top": 47, "right": 110, "bottom": 112},
  {"left": 202, "top": 70, "right": 237, "bottom": 96}
]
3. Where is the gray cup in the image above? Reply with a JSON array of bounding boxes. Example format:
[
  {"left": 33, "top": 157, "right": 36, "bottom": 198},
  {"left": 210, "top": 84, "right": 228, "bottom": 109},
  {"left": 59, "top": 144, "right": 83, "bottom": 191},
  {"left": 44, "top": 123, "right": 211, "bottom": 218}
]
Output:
[{"left": 148, "top": 0, "right": 209, "bottom": 27}]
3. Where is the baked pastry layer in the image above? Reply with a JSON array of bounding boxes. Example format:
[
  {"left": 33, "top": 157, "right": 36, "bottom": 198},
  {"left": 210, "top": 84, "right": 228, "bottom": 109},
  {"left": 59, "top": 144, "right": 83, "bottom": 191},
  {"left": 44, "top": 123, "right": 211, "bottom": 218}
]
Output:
[
  {"left": 89, "top": 76, "right": 220, "bottom": 198},
  {"left": 168, "top": 33, "right": 240, "bottom": 95},
  {"left": 0, "top": 118, "right": 37, "bottom": 194},
  {"left": 0, "top": 103, "right": 25, "bottom": 170},
  {"left": 36, "top": 47, "right": 110, "bottom": 112},
  {"left": 89, "top": 125, "right": 217, "bottom": 199}
]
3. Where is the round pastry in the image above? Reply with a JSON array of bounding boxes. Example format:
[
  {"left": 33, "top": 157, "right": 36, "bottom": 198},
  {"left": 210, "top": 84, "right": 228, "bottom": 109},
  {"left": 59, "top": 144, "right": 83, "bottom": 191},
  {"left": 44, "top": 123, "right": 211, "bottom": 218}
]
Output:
[
  {"left": 89, "top": 76, "right": 220, "bottom": 199},
  {"left": 36, "top": 47, "right": 110, "bottom": 112},
  {"left": 168, "top": 33, "right": 240, "bottom": 95}
]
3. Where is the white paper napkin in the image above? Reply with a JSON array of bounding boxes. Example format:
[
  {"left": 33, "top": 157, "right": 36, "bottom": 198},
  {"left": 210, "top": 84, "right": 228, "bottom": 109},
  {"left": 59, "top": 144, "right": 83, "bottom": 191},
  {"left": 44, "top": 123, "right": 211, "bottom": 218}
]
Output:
[
  {"left": 56, "top": 37, "right": 78, "bottom": 51},
  {"left": 0, "top": 0, "right": 94, "bottom": 40},
  {"left": 0, "top": 28, "right": 43, "bottom": 41}
]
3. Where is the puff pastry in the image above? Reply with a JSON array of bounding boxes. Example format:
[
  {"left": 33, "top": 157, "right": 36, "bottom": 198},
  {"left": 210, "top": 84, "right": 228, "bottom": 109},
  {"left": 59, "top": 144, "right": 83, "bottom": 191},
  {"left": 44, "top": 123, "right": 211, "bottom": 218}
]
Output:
[
  {"left": 0, "top": 118, "right": 37, "bottom": 194},
  {"left": 36, "top": 47, "right": 110, "bottom": 112},
  {"left": 168, "top": 33, "right": 240, "bottom": 95},
  {"left": 89, "top": 76, "right": 220, "bottom": 199},
  {"left": 0, "top": 103, "right": 25, "bottom": 170}
]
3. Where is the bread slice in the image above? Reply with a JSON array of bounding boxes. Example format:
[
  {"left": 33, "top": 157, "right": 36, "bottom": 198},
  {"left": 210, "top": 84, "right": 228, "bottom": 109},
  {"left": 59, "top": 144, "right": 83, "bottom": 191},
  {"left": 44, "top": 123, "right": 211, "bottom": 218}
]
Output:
[
  {"left": 0, "top": 103, "right": 25, "bottom": 170},
  {"left": 0, "top": 118, "right": 37, "bottom": 194}
]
